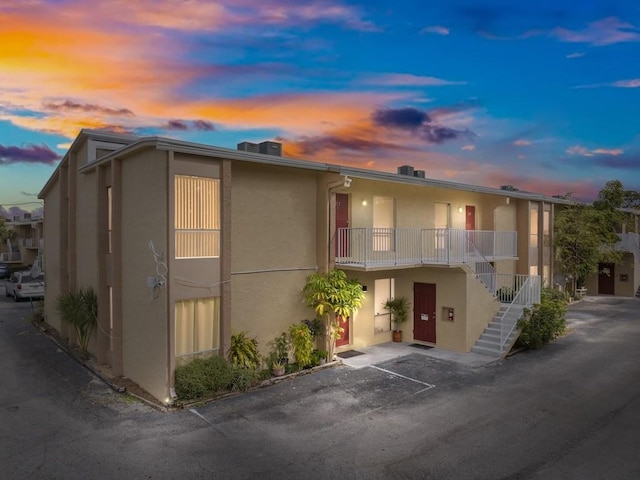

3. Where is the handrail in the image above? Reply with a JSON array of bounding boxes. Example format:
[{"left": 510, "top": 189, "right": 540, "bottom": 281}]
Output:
[{"left": 500, "top": 275, "right": 541, "bottom": 351}]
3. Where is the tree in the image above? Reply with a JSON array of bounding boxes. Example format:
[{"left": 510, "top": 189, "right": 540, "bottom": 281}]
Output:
[
  {"left": 302, "top": 269, "right": 365, "bottom": 360},
  {"left": 555, "top": 182, "right": 626, "bottom": 293},
  {"left": 0, "top": 217, "right": 17, "bottom": 245}
]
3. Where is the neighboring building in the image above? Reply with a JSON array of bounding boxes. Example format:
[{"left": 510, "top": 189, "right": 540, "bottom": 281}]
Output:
[
  {"left": 0, "top": 213, "right": 44, "bottom": 268},
  {"left": 39, "top": 129, "right": 568, "bottom": 404},
  {"left": 584, "top": 208, "right": 640, "bottom": 297}
]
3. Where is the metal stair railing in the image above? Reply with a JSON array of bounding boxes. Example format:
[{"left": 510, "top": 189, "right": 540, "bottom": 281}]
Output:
[{"left": 499, "top": 275, "right": 541, "bottom": 352}]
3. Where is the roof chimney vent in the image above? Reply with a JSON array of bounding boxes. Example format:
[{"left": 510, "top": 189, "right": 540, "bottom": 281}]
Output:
[
  {"left": 237, "top": 141, "right": 259, "bottom": 153},
  {"left": 259, "top": 141, "right": 282, "bottom": 156},
  {"left": 397, "top": 165, "right": 414, "bottom": 176}
]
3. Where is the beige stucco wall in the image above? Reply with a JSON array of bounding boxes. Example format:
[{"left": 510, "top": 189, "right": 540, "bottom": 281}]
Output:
[
  {"left": 120, "top": 148, "right": 170, "bottom": 401},
  {"left": 229, "top": 162, "right": 319, "bottom": 358},
  {"left": 340, "top": 266, "right": 498, "bottom": 353},
  {"left": 584, "top": 252, "right": 638, "bottom": 297},
  {"left": 42, "top": 175, "right": 63, "bottom": 331}
]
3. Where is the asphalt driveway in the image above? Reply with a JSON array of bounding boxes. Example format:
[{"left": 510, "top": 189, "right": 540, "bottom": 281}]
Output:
[{"left": 1, "top": 288, "right": 639, "bottom": 479}]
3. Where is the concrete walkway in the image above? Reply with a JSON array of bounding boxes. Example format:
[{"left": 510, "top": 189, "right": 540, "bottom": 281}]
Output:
[{"left": 337, "top": 341, "right": 500, "bottom": 369}]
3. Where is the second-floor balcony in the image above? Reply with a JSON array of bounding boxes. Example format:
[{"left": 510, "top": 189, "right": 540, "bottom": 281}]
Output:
[
  {"left": 336, "top": 228, "right": 517, "bottom": 269},
  {"left": 0, "top": 252, "right": 22, "bottom": 263},
  {"left": 613, "top": 233, "right": 640, "bottom": 256}
]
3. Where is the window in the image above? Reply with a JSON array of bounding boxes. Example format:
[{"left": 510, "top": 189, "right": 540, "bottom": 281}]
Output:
[
  {"left": 175, "top": 298, "right": 220, "bottom": 365},
  {"left": 374, "top": 278, "right": 395, "bottom": 333},
  {"left": 175, "top": 175, "right": 220, "bottom": 259},
  {"left": 107, "top": 186, "right": 112, "bottom": 253},
  {"left": 373, "top": 196, "right": 395, "bottom": 251}
]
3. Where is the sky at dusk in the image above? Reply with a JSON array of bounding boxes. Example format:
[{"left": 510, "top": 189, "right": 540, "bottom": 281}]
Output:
[{"left": 1, "top": 0, "right": 639, "bottom": 216}]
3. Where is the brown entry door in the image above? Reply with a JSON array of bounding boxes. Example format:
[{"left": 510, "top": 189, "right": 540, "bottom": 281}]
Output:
[
  {"left": 336, "top": 315, "right": 350, "bottom": 347},
  {"left": 414, "top": 283, "right": 436, "bottom": 343},
  {"left": 335, "top": 193, "right": 349, "bottom": 258},
  {"left": 465, "top": 205, "right": 476, "bottom": 230},
  {"left": 598, "top": 263, "right": 615, "bottom": 295}
]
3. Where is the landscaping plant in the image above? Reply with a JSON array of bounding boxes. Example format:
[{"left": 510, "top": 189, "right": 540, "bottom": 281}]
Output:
[
  {"left": 289, "top": 322, "right": 314, "bottom": 368},
  {"left": 302, "top": 269, "right": 365, "bottom": 360},
  {"left": 227, "top": 331, "right": 261, "bottom": 370},
  {"left": 56, "top": 287, "right": 98, "bottom": 359},
  {"left": 516, "top": 288, "right": 568, "bottom": 350}
]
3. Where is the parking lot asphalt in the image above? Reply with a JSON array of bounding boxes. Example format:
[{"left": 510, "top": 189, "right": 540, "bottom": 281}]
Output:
[{"left": 2, "top": 284, "right": 639, "bottom": 479}]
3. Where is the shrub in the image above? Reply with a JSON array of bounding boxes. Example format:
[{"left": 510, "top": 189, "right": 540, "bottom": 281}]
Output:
[
  {"left": 289, "top": 322, "right": 314, "bottom": 368},
  {"left": 227, "top": 331, "right": 261, "bottom": 369},
  {"left": 56, "top": 287, "right": 98, "bottom": 359},
  {"left": 268, "top": 332, "right": 290, "bottom": 367},
  {"left": 174, "top": 356, "right": 232, "bottom": 400},
  {"left": 229, "top": 365, "right": 261, "bottom": 392},
  {"left": 516, "top": 288, "right": 567, "bottom": 350}
]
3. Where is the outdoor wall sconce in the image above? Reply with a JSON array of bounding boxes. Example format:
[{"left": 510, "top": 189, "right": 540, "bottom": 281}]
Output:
[
  {"left": 362, "top": 199, "right": 367, "bottom": 206},
  {"left": 458, "top": 206, "right": 463, "bottom": 213}
]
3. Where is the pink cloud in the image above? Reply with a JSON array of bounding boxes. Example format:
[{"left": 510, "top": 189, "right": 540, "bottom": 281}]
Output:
[
  {"left": 552, "top": 17, "right": 640, "bottom": 46},
  {"left": 462, "top": 144, "right": 475, "bottom": 151},
  {"left": 360, "top": 73, "right": 466, "bottom": 87},
  {"left": 611, "top": 79, "right": 640, "bottom": 88},
  {"left": 513, "top": 139, "right": 531, "bottom": 147},
  {"left": 567, "top": 145, "right": 624, "bottom": 157},
  {"left": 420, "top": 25, "right": 450, "bottom": 36}
]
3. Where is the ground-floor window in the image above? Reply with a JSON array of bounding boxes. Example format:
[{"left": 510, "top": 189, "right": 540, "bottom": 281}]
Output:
[
  {"left": 175, "top": 297, "right": 220, "bottom": 366},
  {"left": 374, "top": 278, "right": 395, "bottom": 333}
]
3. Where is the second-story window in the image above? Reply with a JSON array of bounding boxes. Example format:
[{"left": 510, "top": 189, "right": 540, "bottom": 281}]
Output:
[{"left": 175, "top": 175, "right": 220, "bottom": 259}]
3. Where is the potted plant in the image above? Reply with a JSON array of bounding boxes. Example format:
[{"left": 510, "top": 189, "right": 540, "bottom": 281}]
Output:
[
  {"left": 271, "top": 358, "right": 286, "bottom": 377},
  {"left": 383, "top": 296, "right": 410, "bottom": 342}
]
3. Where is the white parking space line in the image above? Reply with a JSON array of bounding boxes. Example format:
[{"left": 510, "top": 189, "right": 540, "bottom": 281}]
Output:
[
  {"left": 371, "top": 365, "right": 435, "bottom": 393},
  {"left": 189, "top": 408, "right": 212, "bottom": 425}
]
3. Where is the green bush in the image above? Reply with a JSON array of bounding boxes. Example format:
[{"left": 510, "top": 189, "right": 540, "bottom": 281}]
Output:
[
  {"left": 227, "top": 331, "right": 261, "bottom": 369},
  {"left": 174, "top": 356, "right": 232, "bottom": 400},
  {"left": 56, "top": 287, "right": 98, "bottom": 359},
  {"left": 289, "top": 322, "right": 314, "bottom": 368},
  {"left": 516, "top": 288, "right": 567, "bottom": 350},
  {"left": 229, "top": 365, "right": 262, "bottom": 392}
]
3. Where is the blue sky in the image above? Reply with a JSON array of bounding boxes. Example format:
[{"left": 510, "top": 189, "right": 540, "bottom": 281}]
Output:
[{"left": 1, "top": 0, "right": 639, "bottom": 216}]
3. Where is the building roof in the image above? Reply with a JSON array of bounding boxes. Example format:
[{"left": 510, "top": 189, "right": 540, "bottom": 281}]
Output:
[{"left": 41, "top": 129, "right": 571, "bottom": 205}]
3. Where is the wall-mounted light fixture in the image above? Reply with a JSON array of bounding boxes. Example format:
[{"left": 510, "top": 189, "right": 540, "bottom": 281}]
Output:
[
  {"left": 362, "top": 199, "right": 367, "bottom": 206},
  {"left": 343, "top": 175, "right": 352, "bottom": 188},
  {"left": 458, "top": 206, "right": 464, "bottom": 214}
]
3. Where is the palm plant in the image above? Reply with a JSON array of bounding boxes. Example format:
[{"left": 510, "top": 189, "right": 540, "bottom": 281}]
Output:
[
  {"left": 56, "top": 287, "right": 98, "bottom": 360},
  {"left": 227, "top": 331, "right": 261, "bottom": 370}
]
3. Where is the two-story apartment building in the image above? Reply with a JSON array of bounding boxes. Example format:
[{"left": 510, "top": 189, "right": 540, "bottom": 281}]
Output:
[
  {"left": 0, "top": 213, "right": 43, "bottom": 268},
  {"left": 39, "top": 129, "right": 567, "bottom": 403},
  {"left": 584, "top": 207, "right": 640, "bottom": 297}
]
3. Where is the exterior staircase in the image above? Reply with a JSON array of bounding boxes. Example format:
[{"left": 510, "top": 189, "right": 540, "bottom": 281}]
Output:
[{"left": 471, "top": 304, "right": 525, "bottom": 357}]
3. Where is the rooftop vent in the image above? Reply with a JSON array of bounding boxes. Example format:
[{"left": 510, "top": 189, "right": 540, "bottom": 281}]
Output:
[
  {"left": 237, "top": 141, "right": 259, "bottom": 153},
  {"left": 237, "top": 140, "right": 282, "bottom": 156},
  {"left": 259, "top": 141, "right": 282, "bottom": 156},
  {"left": 500, "top": 185, "right": 519, "bottom": 192},
  {"left": 413, "top": 170, "right": 425, "bottom": 179},
  {"left": 397, "top": 165, "right": 414, "bottom": 176}
]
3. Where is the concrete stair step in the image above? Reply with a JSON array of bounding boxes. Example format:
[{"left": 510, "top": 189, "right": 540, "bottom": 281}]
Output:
[{"left": 471, "top": 345, "right": 503, "bottom": 356}]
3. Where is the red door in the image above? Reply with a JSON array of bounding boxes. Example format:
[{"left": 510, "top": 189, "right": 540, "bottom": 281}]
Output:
[
  {"left": 335, "top": 193, "right": 349, "bottom": 258},
  {"left": 465, "top": 205, "right": 476, "bottom": 230},
  {"left": 336, "top": 315, "right": 350, "bottom": 347},
  {"left": 413, "top": 283, "right": 436, "bottom": 343},
  {"left": 598, "top": 263, "right": 615, "bottom": 295}
]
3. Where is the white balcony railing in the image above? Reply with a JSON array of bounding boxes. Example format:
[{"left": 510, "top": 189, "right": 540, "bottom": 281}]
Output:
[
  {"left": 336, "top": 228, "right": 517, "bottom": 268},
  {"left": 613, "top": 233, "right": 640, "bottom": 256},
  {"left": 0, "top": 252, "right": 21, "bottom": 262}
]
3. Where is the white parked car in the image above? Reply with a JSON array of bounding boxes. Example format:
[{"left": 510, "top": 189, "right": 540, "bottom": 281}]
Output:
[{"left": 5, "top": 271, "right": 45, "bottom": 301}]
